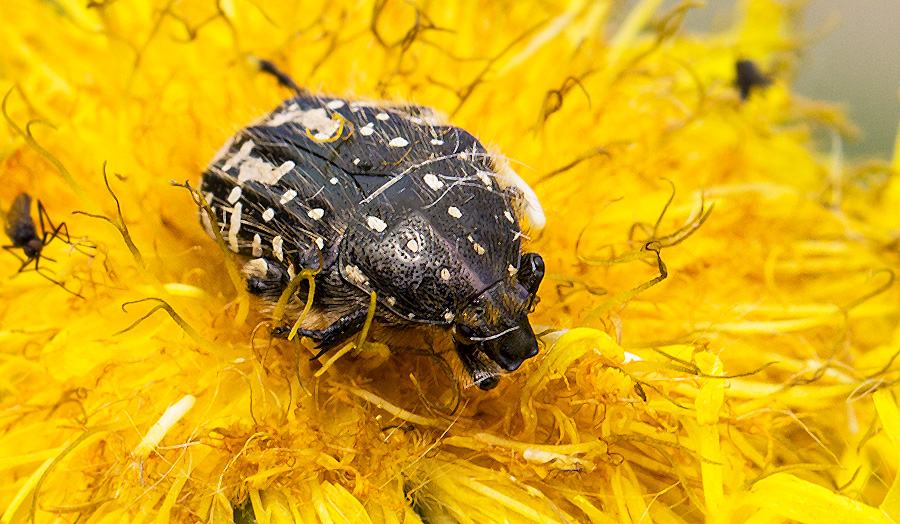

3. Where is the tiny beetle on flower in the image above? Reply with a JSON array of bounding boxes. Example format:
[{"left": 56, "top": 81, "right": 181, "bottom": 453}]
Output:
[{"left": 199, "top": 63, "right": 545, "bottom": 389}]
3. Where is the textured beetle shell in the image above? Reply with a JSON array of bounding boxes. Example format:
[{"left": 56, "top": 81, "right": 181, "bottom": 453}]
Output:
[{"left": 199, "top": 93, "right": 543, "bottom": 384}]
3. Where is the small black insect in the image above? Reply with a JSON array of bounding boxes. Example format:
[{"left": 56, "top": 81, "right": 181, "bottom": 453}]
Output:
[
  {"left": 3, "top": 192, "right": 82, "bottom": 297},
  {"left": 734, "top": 59, "right": 772, "bottom": 101},
  {"left": 199, "top": 65, "right": 546, "bottom": 389}
]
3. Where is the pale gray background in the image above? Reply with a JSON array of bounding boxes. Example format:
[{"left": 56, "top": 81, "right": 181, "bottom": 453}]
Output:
[{"left": 672, "top": 0, "right": 900, "bottom": 159}]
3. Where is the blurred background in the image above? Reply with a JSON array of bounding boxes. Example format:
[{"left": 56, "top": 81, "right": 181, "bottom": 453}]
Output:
[{"left": 672, "top": 0, "right": 900, "bottom": 160}]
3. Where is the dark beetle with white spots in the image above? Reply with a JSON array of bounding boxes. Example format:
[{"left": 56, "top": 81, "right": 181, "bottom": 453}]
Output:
[{"left": 199, "top": 83, "right": 546, "bottom": 390}]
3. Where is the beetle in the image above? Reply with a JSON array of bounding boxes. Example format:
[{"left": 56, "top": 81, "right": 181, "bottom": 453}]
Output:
[{"left": 198, "top": 66, "right": 546, "bottom": 389}]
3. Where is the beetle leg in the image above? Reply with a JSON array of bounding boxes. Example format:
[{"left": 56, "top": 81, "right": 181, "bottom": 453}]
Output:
[
  {"left": 271, "top": 308, "right": 370, "bottom": 359},
  {"left": 517, "top": 253, "right": 544, "bottom": 295},
  {"left": 305, "top": 309, "right": 370, "bottom": 359},
  {"left": 456, "top": 345, "right": 501, "bottom": 390}
]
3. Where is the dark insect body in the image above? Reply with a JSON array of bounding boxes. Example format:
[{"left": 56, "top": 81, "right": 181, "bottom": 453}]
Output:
[
  {"left": 3, "top": 192, "right": 83, "bottom": 297},
  {"left": 734, "top": 60, "right": 772, "bottom": 101},
  {"left": 5, "top": 193, "right": 46, "bottom": 265},
  {"left": 199, "top": 72, "right": 546, "bottom": 389}
]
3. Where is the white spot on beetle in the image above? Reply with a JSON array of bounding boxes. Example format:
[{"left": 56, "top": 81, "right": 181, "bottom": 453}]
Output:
[
  {"left": 423, "top": 173, "right": 443, "bottom": 191},
  {"left": 326, "top": 99, "right": 346, "bottom": 110},
  {"left": 360, "top": 122, "right": 375, "bottom": 136},
  {"left": 508, "top": 264, "right": 518, "bottom": 277},
  {"left": 266, "top": 108, "right": 300, "bottom": 127},
  {"left": 476, "top": 170, "right": 494, "bottom": 187},
  {"left": 389, "top": 137, "right": 409, "bottom": 147},
  {"left": 494, "top": 162, "right": 546, "bottom": 230},
  {"left": 287, "top": 263, "right": 296, "bottom": 281},
  {"left": 407, "top": 239, "right": 419, "bottom": 252},
  {"left": 353, "top": 158, "right": 361, "bottom": 165},
  {"left": 227, "top": 203, "right": 242, "bottom": 252},
  {"left": 242, "top": 258, "right": 268, "bottom": 279},
  {"left": 227, "top": 186, "right": 242, "bottom": 204},
  {"left": 447, "top": 206, "right": 462, "bottom": 219},
  {"left": 444, "top": 311, "right": 455, "bottom": 322},
  {"left": 430, "top": 139, "right": 444, "bottom": 145},
  {"left": 350, "top": 101, "right": 381, "bottom": 111},
  {"left": 422, "top": 113, "right": 444, "bottom": 126},
  {"left": 385, "top": 296, "right": 397, "bottom": 306},
  {"left": 440, "top": 268, "right": 451, "bottom": 280},
  {"left": 329, "top": 177, "right": 339, "bottom": 185},
  {"left": 315, "top": 237, "right": 325, "bottom": 250},
  {"left": 222, "top": 140, "right": 255, "bottom": 172},
  {"left": 280, "top": 189, "right": 297, "bottom": 204},
  {"left": 262, "top": 208, "right": 275, "bottom": 222},
  {"left": 376, "top": 112, "right": 390, "bottom": 121},
  {"left": 367, "top": 216, "right": 387, "bottom": 232},
  {"left": 273, "top": 235, "right": 284, "bottom": 262},
  {"left": 200, "top": 209, "right": 214, "bottom": 237},
  {"left": 504, "top": 210, "right": 514, "bottom": 222},
  {"left": 238, "top": 158, "right": 295, "bottom": 185},
  {"left": 251, "top": 233, "right": 262, "bottom": 257},
  {"left": 344, "top": 264, "right": 366, "bottom": 285},
  {"left": 473, "top": 243, "right": 485, "bottom": 255},
  {"left": 268, "top": 107, "right": 341, "bottom": 139},
  {"left": 308, "top": 208, "right": 325, "bottom": 221}
]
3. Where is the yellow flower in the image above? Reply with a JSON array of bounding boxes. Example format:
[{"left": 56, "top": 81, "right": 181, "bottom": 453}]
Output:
[{"left": 0, "top": 0, "right": 898, "bottom": 523}]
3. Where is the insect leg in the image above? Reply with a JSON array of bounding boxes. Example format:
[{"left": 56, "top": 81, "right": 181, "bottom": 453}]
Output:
[
  {"left": 38, "top": 200, "right": 96, "bottom": 257},
  {"left": 33, "top": 267, "right": 85, "bottom": 298},
  {"left": 3, "top": 244, "right": 30, "bottom": 268},
  {"left": 457, "top": 346, "right": 501, "bottom": 391},
  {"left": 37, "top": 200, "right": 72, "bottom": 244},
  {"left": 274, "top": 308, "right": 370, "bottom": 359},
  {"left": 4, "top": 245, "right": 83, "bottom": 298}
]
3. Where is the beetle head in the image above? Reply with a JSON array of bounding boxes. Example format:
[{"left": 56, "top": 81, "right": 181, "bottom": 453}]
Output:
[{"left": 453, "top": 253, "right": 544, "bottom": 389}]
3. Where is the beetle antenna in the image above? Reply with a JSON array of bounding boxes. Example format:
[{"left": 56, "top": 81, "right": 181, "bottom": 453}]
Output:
[{"left": 250, "top": 57, "right": 309, "bottom": 97}]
